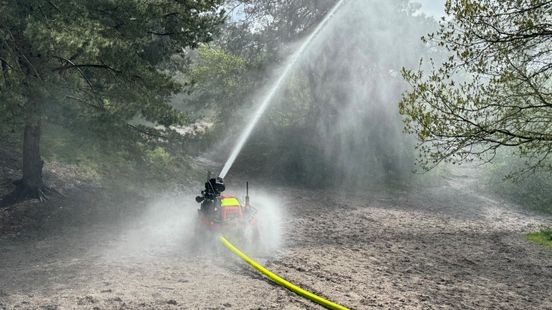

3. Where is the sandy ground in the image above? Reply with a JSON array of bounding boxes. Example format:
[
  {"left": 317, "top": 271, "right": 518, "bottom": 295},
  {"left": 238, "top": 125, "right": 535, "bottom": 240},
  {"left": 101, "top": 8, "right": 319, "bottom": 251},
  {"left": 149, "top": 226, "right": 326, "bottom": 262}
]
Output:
[{"left": 1, "top": 167, "right": 551, "bottom": 309}]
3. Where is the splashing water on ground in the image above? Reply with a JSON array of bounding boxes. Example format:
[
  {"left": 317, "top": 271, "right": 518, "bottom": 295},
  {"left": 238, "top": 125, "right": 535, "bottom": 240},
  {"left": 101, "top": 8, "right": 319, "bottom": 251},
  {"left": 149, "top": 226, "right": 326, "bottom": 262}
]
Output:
[{"left": 218, "top": 0, "right": 347, "bottom": 179}]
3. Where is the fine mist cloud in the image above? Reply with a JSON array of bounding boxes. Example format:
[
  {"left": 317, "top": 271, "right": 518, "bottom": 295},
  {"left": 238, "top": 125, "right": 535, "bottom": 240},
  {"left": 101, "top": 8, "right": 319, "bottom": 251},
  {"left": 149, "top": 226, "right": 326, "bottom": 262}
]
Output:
[
  {"left": 224, "top": 0, "right": 443, "bottom": 189},
  {"left": 100, "top": 193, "right": 198, "bottom": 261}
]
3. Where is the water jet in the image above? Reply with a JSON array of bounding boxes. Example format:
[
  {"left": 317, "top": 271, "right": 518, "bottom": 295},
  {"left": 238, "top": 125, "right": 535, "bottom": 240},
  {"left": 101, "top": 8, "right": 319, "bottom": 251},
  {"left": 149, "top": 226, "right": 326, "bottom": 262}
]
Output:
[{"left": 218, "top": 0, "right": 347, "bottom": 179}]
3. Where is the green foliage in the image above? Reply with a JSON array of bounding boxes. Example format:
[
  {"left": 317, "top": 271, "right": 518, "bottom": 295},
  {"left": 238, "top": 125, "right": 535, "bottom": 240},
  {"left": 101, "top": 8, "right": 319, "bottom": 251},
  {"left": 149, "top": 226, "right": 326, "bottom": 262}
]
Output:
[
  {"left": 1, "top": 0, "right": 225, "bottom": 123},
  {"left": 0, "top": 0, "right": 225, "bottom": 190},
  {"left": 168, "top": 43, "right": 258, "bottom": 155},
  {"left": 484, "top": 150, "right": 552, "bottom": 215},
  {"left": 184, "top": 44, "right": 252, "bottom": 118},
  {"left": 400, "top": 0, "right": 552, "bottom": 174},
  {"left": 527, "top": 229, "right": 552, "bottom": 249},
  {"left": 40, "top": 122, "right": 201, "bottom": 190}
]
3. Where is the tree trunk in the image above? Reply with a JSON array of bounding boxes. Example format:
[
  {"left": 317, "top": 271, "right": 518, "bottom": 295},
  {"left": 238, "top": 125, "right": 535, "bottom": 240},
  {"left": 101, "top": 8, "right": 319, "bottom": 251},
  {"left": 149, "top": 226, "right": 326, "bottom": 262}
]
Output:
[
  {"left": 21, "top": 96, "right": 43, "bottom": 197},
  {"left": 1, "top": 94, "right": 45, "bottom": 206}
]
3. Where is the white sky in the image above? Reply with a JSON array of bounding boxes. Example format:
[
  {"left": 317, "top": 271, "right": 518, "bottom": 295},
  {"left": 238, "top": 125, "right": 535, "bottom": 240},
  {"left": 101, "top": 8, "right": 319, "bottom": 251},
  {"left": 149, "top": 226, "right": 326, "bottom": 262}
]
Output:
[
  {"left": 412, "top": 0, "right": 447, "bottom": 18},
  {"left": 227, "top": 1, "right": 448, "bottom": 23}
]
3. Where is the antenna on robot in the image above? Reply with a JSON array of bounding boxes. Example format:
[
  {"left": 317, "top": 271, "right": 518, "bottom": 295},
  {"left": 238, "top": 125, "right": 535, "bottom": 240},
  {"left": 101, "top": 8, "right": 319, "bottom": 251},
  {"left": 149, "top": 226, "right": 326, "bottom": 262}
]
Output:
[{"left": 245, "top": 181, "right": 250, "bottom": 207}]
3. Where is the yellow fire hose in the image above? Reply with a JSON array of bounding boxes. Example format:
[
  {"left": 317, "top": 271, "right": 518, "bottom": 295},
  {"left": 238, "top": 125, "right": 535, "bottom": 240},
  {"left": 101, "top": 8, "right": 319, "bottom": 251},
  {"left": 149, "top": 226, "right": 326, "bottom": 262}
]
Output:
[{"left": 219, "top": 236, "right": 350, "bottom": 310}]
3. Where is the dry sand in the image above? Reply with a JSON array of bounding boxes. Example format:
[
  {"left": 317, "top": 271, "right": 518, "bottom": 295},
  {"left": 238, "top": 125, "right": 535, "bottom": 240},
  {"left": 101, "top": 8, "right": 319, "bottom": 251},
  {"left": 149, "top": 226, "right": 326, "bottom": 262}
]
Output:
[{"left": 1, "top": 167, "right": 551, "bottom": 309}]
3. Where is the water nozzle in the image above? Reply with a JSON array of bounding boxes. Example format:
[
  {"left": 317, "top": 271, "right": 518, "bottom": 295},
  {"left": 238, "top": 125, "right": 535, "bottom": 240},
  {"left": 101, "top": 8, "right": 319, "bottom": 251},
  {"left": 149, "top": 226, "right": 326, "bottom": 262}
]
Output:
[{"left": 196, "top": 176, "right": 225, "bottom": 203}]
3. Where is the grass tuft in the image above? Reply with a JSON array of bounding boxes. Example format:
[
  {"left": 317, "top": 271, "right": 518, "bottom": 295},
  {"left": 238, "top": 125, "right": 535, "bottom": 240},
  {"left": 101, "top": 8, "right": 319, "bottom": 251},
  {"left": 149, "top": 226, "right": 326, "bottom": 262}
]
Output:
[{"left": 527, "top": 228, "right": 552, "bottom": 249}]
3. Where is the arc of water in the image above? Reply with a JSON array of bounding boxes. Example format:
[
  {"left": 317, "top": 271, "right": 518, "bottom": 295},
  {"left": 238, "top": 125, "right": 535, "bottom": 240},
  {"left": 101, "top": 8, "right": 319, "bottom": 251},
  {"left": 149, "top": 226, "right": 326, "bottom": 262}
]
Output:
[{"left": 219, "top": 0, "right": 346, "bottom": 179}]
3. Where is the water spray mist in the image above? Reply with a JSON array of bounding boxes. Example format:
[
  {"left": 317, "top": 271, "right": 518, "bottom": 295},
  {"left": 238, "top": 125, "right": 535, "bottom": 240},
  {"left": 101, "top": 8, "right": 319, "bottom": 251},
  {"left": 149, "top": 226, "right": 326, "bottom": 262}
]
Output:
[{"left": 218, "top": 0, "right": 347, "bottom": 179}]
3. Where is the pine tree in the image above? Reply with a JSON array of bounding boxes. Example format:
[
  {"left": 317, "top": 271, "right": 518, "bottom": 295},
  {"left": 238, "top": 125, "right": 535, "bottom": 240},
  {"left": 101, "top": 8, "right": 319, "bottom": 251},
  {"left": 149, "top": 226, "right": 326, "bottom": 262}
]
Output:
[{"left": 0, "top": 0, "right": 224, "bottom": 203}]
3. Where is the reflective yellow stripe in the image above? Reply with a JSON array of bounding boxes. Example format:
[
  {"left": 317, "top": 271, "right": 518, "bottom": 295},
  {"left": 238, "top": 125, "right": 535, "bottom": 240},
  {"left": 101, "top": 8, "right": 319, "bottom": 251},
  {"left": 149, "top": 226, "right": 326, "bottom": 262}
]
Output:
[
  {"left": 219, "top": 236, "right": 349, "bottom": 310},
  {"left": 221, "top": 197, "right": 241, "bottom": 207}
]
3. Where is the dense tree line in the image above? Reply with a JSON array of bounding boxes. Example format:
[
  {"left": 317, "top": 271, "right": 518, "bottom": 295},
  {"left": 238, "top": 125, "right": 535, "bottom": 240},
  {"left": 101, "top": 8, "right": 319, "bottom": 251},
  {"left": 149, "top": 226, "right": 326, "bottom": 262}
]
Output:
[
  {"left": 0, "top": 0, "right": 224, "bottom": 203},
  {"left": 4, "top": 0, "right": 550, "bottom": 206}
]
